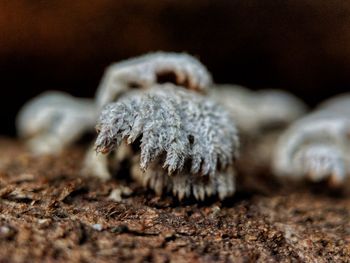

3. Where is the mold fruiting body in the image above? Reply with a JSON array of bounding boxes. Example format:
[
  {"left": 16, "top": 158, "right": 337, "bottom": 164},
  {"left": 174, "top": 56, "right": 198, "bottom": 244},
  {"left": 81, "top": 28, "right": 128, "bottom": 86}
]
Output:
[
  {"left": 273, "top": 94, "right": 350, "bottom": 186},
  {"left": 94, "top": 84, "right": 239, "bottom": 200},
  {"left": 95, "top": 51, "right": 212, "bottom": 109},
  {"left": 17, "top": 91, "right": 96, "bottom": 155}
]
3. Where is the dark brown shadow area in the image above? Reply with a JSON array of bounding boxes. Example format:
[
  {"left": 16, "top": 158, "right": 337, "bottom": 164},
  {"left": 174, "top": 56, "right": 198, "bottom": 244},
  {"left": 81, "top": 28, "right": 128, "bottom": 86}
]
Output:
[{"left": 3, "top": 1, "right": 350, "bottom": 135}]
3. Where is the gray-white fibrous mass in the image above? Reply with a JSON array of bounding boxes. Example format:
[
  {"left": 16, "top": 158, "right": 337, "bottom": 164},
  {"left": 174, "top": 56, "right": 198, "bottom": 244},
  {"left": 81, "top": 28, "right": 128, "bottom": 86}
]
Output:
[
  {"left": 94, "top": 84, "right": 239, "bottom": 200},
  {"left": 273, "top": 93, "right": 350, "bottom": 186},
  {"left": 17, "top": 51, "right": 317, "bottom": 200}
]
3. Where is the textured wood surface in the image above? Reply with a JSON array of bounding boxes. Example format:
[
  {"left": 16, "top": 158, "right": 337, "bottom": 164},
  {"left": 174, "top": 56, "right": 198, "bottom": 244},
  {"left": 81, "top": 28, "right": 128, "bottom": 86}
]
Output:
[{"left": 0, "top": 138, "right": 349, "bottom": 262}]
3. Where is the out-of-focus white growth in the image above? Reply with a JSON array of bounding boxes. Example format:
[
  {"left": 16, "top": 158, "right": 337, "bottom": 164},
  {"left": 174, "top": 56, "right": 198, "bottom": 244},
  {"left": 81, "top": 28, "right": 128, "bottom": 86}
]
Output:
[
  {"left": 94, "top": 84, "right": 239, "bottom": 200},
  {"left": 83, "top": 142, "right": 133, "bottom": 181},
  {"left": 273, "top": 93, "right": 350, "bottom": 186},
  {"left": 17, "top": 91, "right": 96, "bottom": 155},
  {"left": 293, "top": 144, "right": 346, "bottom": 185},
  {"left": 95, "top": 52, "right": 213, "bottom": 109},
  {"left": 209, "top": 85, "right": 307, "bottom": 135}
]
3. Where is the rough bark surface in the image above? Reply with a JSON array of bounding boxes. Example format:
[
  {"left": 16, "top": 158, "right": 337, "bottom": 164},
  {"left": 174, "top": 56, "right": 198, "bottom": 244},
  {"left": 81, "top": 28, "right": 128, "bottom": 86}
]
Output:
[{"left": 0, "top": 138, "right": 349, "bottom": 262}]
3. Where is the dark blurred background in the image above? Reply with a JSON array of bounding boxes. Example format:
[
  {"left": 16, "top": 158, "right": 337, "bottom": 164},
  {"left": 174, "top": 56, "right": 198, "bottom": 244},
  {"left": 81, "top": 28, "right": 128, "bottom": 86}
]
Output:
[{"left": 2, "top": 0, "right": 350, "bottom": 135}]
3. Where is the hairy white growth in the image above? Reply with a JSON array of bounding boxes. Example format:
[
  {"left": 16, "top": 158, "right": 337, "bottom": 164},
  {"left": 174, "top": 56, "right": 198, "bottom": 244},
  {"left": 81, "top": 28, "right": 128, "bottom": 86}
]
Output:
[
  {"left": 273, "top": 94, "right": 350, "bottom": 186},
  {"left": 209, "top": 85, "right": 307, "bottom": 135},
  {"left": 94, "top": 84, "right": 239, "bottom": 200},
  {"left": 95, "top": 52, "right": 213, "bottom": 109},
  {"left": 17, "top": 91, "right": 96, "bottom": 155}
]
